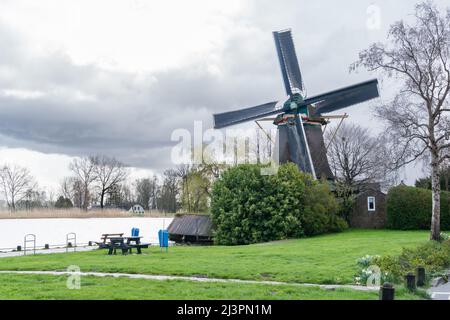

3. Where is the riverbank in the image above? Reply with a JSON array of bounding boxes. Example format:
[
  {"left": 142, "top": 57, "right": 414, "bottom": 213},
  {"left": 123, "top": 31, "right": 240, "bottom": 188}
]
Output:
[{"left": 0, "top": 209, "right": 175, "bottom": 219}]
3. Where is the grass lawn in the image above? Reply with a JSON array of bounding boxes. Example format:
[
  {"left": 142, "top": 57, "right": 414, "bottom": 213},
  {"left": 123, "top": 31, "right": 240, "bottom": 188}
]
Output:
[
  {"left": 0, "top": 230, "right": 432, "bottom": 285},
  {"left": 0, "top": 274, "right": 421, "bottom": 300}
]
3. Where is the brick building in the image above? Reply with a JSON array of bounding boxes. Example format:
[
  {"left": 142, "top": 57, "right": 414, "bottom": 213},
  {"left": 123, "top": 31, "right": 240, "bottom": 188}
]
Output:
[{"left": 349, "top": 184, "right": 387, "bottom": 229}]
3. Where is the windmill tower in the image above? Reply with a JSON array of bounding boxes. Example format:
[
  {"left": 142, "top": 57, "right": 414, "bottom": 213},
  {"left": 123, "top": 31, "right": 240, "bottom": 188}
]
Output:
[{"left": 213, "top": 29, "right": 380, "bottom": 180}]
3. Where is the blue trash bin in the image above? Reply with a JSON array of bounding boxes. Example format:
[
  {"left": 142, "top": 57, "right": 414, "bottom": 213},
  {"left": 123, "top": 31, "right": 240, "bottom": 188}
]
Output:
[
  {"left": 131, "top": 228, "right": 140, "bottom": 237},
  {"left": 158, "top": 230, "right": 169, "bottom": 251}
]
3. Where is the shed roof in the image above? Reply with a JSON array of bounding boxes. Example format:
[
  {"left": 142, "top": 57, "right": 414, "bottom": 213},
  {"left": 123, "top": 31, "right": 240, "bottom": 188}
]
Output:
[{"left": 167, "top": 214, "right": 213, "bottom": 237}]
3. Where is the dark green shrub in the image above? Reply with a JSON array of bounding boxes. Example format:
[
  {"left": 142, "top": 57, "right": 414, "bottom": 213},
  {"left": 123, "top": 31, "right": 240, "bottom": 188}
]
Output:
[
  {"left": 54, "top": 196, "right": 73, "bottom": 209},
  {"left": 210, "top": 163, "right": 347, "bottom": 245},
  {"left": 365, "top": 240, "right": 450, "bottom": 283},
  {"left": 387, "top": 185, "right": 450, "bottom": 230}
]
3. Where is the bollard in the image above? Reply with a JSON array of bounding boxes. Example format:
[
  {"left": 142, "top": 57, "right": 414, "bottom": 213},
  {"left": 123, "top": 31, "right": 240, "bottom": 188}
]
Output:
[
  {"left": 16, "top": 245, "right": 22, "bottom": 252},
  {"left": 416, "top": 266, "right": 426, "bottom": 287},
  {"left": 379, "top": 282, "right": 395, "bottom": 300},
  {"left": 44, "top": 244, "right": 49, "bottom": 250},
  {"left": 88, "top": 241, "right": 92, "bottom": 246},
  {"left": 405, "top": 272, "right": 416, "bottom": 291}
]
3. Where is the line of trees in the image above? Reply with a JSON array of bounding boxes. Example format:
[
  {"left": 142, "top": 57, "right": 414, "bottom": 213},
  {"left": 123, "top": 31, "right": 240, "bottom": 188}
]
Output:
[
  {"left": 59, "top": 156, "right": 192, "bottom": 213},
  {"left": 0, "top": 154, "right": 227, "bottom": 214}
]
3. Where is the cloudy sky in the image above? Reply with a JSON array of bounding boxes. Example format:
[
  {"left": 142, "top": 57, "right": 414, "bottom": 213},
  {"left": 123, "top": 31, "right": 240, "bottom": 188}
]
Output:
[{"left": 0, "top": 0, "right": 447, "bottom": 192}]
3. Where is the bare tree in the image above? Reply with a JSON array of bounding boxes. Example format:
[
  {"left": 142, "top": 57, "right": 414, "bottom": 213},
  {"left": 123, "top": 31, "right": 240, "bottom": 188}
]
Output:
[
  {"left": 69, "top": 157, "right": 96, "bottom": 210},
  {"left": 326, "top": 123, "right": 395, "bottom": 188},
  {"left": 60, "top": 177, "right": 74, "bottom": 200},
  {"left": 0, "top": 164, "right": 36, "bottom": 211},
  {"left": 91, "top": 155, "right": 128, "bottom": 209},
  {"left": 70, "top": 178, "right": 84, "bottom": 208},
  {"left": 353, "top": 2, "right": 450, "bottom": 240}
]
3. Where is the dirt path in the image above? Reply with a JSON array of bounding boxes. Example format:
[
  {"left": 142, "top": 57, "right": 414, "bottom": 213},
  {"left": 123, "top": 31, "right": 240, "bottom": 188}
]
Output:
[{"left": 0, "top": 270, "right": 378, "bottom": 292}]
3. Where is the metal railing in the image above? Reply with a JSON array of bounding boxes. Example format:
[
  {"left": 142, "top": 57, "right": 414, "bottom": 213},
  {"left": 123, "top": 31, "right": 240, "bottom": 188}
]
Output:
[
  {"left": 24, "top": 234, "right": 36, "bottom": 255},
  {"left": 66, "top": 232, "right": 77, "bottom": 252}
]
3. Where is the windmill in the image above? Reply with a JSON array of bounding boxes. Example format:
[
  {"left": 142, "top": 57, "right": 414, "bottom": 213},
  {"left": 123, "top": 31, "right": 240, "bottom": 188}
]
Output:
[{"left": 213, "top": 29, "right": 380, "bottom": 180}]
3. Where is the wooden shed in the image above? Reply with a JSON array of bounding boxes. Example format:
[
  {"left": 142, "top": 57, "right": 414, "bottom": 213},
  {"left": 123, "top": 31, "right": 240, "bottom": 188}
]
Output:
[
  {"left": 167, "top": 214, "right": 213, "bottom": 244},
  {"left": 349, "top": 183, "right": 387, "bottom": 229}
]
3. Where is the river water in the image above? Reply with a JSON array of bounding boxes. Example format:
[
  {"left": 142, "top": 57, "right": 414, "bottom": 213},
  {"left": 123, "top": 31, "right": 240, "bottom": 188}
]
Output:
[{"left": 0, "top": 217, "right": 173, "bottom": 251}]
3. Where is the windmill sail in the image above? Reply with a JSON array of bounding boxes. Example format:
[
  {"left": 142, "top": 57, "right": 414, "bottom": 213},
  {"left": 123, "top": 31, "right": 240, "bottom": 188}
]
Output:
[
  {"left": 213, "top": 101, "right": 281, "bottom": 129},
  {"left": 273, "top": 30, "right": 303, "bottom": 96},
  {"left": 211, "top": 29, "right": 380, "bottom": 182},
  {"left": 306, "top": 79, "right": 379, "bottom": 115}
]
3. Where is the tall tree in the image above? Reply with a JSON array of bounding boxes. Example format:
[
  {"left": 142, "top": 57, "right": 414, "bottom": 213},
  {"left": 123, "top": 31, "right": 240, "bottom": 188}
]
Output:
[
  {"left": 326, "top": 123, "right": 395, "bottom": 188},
  {"left": 353, "top": 2, "right": 450, "bottom": 240},
  {"left": 180, "top": 169, "right": 210, "bottom": 213},
  {"left": 70, "top": 178, "right": 84, "bottom": 209},
  {"left": 325, "top": 123, "right": 395, "bottom": 222},
  {"left": 0, "top": 164, "right": 36, "bottom": 211},
  {"left": 60, "top": 177, "right": 74, "bottom": 201},
  {"left": 91, "top": 155, "right": 127, "bottom": 209},
  {"left": 158, "top": 169, "right": 179, "bottom": 213},
  {"left": 134, "top": 176, "right": 159, "bottom": 210},
  {"left": 105, "top": 183, "right": 133, "bottom": 208},
  {"left": 176, "top": 165, "right": 192, "bottom": 212},
  {"left": 69, "top": 157, "right": 96, "bottom": 210}
]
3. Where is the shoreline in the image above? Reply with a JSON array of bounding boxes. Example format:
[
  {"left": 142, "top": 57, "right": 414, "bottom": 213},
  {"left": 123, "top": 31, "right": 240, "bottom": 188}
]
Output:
[
  {"left": 0, "top": 216, "right": 174, "bottom": 220},
  {"left": 0, "top": 210, "right": 175, "bottom": 220}
]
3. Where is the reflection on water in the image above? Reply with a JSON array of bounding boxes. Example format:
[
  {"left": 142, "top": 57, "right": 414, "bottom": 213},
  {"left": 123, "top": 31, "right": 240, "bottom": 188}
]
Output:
[{"left": 0, "top": 218, "right": 173, "bottom": 250}]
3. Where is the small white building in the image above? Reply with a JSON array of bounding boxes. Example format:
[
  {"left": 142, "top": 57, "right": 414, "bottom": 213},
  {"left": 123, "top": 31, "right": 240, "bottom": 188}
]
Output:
[{"left": 129, "top": 204, "right": 145, "bottom": 215}]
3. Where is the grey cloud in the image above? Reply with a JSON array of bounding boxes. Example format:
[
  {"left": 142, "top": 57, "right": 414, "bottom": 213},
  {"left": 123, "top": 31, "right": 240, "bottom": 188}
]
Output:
[{"left": 0, "top": 0, "right": 448, "bottom": 176}]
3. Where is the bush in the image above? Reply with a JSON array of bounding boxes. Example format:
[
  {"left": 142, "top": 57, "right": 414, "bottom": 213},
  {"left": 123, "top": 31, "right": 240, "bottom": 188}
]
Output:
[
  {"left": 357, "top": 240, "right": 450, "bottom": 285},
  {"left": 354, "top": 255, "right": 396, "bottom": 285},
  {"left": 210, "top": 163, "right": 347, "bottom": 245},
  {"left": 387, "top": 185, "right": 450, "bottom": 230},
  {"left": 54, "top": 196, "right": 73, "bottom": 209}
]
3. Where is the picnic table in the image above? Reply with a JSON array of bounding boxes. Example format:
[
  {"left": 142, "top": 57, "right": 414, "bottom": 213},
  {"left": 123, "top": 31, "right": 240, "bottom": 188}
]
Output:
[
  {"left": 103, "top": 236, "right": 150, "bottom": 255},
  {"left": 95, "top": 233, "right": 124, "bottom": 249}
]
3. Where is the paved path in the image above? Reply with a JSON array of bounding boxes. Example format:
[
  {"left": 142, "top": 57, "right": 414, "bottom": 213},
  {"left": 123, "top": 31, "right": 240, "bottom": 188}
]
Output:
[
  {"left": 0, "top": 270, "right": 378, "bottom": 292},
  {"left": 0, "top": 246, "right": 95, "bottom": 258},
  {"left": 428, "top": 281, "right": 450, "bottom": 300}
]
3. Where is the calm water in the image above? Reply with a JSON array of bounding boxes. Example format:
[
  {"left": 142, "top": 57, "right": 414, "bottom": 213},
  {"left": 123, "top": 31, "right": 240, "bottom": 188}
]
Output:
[{"left": 0, "top": 217, "right": 173, "bottom": 250}]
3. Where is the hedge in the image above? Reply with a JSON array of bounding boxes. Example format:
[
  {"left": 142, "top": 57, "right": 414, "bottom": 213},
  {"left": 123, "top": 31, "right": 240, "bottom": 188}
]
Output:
[
  {"left": 387, "top": 185, "right": 450, "bottom": 230},
  {"left": 210, "top": 163, "right": 347, "bottom": 245}
]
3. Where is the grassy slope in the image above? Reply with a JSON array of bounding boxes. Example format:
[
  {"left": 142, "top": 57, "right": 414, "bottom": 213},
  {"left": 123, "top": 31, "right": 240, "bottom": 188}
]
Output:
[
  {"left": 0, "top": 230, "right": 431, "bottom": 285},
  {"left": 0, "top": 274, "right": 420, "bottom": 300}
]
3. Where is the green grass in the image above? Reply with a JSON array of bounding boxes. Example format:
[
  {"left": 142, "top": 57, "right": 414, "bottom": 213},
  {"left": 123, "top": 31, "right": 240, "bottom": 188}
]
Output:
[
  {"left": 0, "top": 274, "right": 421, "bottom": 300},
  {"left": 0, "top": 230, "right": 432, "bottom": 285}
]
